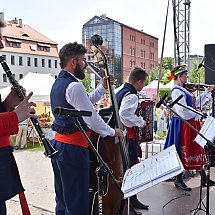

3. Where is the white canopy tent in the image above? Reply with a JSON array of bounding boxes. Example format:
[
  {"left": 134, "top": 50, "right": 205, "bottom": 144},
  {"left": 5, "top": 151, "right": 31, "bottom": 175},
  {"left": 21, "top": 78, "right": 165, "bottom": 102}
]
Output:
[
  {"left": 164, "top": 80, "right": 174, "bottom": 89},
  {"left": 144, "top": 80, "right": 166, "bottom": 89},
  {"left": 0, "top": 72, "right": 55, "bottom": 102}
]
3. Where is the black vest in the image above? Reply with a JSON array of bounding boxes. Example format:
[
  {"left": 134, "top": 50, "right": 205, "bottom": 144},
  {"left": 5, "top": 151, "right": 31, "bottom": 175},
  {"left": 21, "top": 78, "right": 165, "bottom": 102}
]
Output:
[{"left": 50, "top": 70, "right": 89, "bottom": 134}]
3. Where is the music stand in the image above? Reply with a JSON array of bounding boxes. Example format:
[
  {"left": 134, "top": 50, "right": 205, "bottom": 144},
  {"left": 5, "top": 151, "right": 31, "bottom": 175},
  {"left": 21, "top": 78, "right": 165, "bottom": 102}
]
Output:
[
  {"left": 163, "top": 100, "right": 215, "bottom": 215},
  {"left": 169, "top": 100, "right": 215, "bottom": 215}
]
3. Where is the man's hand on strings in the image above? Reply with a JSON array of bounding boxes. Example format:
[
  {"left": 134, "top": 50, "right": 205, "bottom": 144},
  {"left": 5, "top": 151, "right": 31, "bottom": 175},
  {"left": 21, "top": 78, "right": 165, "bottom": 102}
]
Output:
[
  {"left": 114, "top": 128, "right": 124, "bottom": 141},
  {"left": 102, "top": 75, "right": 115, "bottom": 89}
]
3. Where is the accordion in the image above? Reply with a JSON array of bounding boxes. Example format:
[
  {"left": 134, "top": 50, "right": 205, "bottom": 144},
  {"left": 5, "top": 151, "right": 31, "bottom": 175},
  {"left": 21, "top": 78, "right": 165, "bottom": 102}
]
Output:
[{"left": 136, "top": 99, "right": 154, "bottom": 143}]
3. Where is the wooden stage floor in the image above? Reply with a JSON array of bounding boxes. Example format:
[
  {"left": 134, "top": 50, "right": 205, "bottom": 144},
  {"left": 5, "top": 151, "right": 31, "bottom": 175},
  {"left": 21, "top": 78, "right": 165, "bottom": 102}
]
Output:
[{"left": 136, "top": 169, "right": 215, "bottom": 215}]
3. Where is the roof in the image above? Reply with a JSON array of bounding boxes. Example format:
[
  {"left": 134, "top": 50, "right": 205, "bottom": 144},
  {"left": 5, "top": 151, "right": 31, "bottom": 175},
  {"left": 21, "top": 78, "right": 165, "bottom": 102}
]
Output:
[
  {"left": 83, "top": 15, "right": 158, "bottom": 40},
  {"left": 106, "top": 17, "right": 158, "bottom": 40},
  {"left": 1, "top": 20, "right": 58, "bottom": 57},
  {"left": 3, "top": 21, "right": 57, "bottom": 44}
]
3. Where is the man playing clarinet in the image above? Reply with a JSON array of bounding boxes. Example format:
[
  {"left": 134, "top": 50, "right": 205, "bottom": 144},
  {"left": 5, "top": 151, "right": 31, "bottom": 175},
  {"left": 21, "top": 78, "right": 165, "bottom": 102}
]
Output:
[{"left": 0, "top": 20, "right": 37, "bottom": 215}]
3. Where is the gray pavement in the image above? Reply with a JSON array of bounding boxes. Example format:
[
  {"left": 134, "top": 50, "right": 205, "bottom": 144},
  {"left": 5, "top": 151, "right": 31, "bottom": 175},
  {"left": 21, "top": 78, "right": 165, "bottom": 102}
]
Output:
[{"left": 6, "top": 150, "right": 215, "bottom": 215}]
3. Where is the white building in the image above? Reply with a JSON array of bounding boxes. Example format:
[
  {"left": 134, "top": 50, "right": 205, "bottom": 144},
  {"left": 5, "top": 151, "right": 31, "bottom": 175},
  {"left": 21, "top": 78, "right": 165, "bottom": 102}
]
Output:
[{"left": 0, "top": 12, "right": 59, "bottom": 89}]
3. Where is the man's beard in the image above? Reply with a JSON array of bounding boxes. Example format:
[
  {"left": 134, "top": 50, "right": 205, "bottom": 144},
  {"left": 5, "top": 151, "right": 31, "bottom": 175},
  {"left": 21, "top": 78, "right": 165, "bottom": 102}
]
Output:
[{"left": 74, "top": 63, "right": 86, "bottom": 80}]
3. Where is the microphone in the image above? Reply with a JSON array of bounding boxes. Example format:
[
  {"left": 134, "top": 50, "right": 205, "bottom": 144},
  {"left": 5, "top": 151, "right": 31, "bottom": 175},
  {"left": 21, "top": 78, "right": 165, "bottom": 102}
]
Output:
[
  {"left": 54, "top": 107, "right": 92, "bottom": 117},
  {"left": 155, "top": 92, "right": 168, "bottom": 108},
  {"left": 168, "top": 94, "right": 183, "bottom": 108},
  {"left": 198, "top": 56, "right": 206, "bottom": 69}
]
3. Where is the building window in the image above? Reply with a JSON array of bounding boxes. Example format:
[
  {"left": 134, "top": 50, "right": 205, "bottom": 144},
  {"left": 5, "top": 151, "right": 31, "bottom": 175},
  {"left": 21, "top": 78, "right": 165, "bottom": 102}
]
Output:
[
  {"left": 130, "top": 47, "right": 133, "bottom": 56},
  {"left": 16, "top": 43, "right": 21, "bottom": 48},
  {"left": 48, "top": 59, "right": 51, "bottom": 68},
  {"left": 141, "top": 50, "right": 143, "bottom": 58},
  {"left": 133, "top": 48, "right": 136, "bottom": 56},
  {"left": 27, "top": 57, "right": 31, "bottom": 66},
  {"left": 150, "top": 42, "right": 154, "bottom": 47},
  {"left": 39, "top": 46, "right": 44, "bottom": 51},
  {"left": 55, "top": 60, "right": 58, "bottom": 68},
  {"left": 130, "top": 35, "right": 135, "bottom": 41},
  {"left": 45, "top": 47, "right": 50, "bottom": 52},
  {"left": 143, "top": 62, "right": 146, "bottom": 69},
  {"left": 38, "top": 44, "right": 51, "bottom": 52},
  {"left": 143, "top": 50, "right": 146, "bottom": 58},
  {"left": 2, "top": 55, "right": 6, "bottom": 60},
  {"left": 130, "top": 60, "right": 133, "bottom": 67},
  {"left": 150, "top": 52, "right": 154, "bottom": 60},
  {"left": 42, "top": 59, "right": 45, "bottom": 67},
  {"left": 11, "top": 55, "right": 15, "bottom": 65},
  {"left": 141, "top": 39, "right": 145, "bottom": 45},
  {"left": 141, "top": 62, "right": 143, "bottom": 68},
  {"left": 19, "top": 74, "right": 23, "bottom": 79},
  {"left": 19, "top": 56, "right": 23, "bottom": 66},
  {"left": 8, "top": 42, "right": 13, "bottom": 47},
  {"left": 3, "top": 74, "right": 7, "bottom": 82},
  {"left": 55, "top": 75, "right": 57, "bottom": 79},
  {"left": 34, "top": 58, "right": 38, "bottom": 67}
]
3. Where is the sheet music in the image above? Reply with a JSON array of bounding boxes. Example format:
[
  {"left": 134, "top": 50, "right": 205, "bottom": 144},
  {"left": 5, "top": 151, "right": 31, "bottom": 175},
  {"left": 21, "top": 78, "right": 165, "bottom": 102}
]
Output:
[
  {"left": 195, "top": 116, "right": 215, "bottom": 148},
  {"left": 121, "top": 145, "right": 184, "bottom": 198}
]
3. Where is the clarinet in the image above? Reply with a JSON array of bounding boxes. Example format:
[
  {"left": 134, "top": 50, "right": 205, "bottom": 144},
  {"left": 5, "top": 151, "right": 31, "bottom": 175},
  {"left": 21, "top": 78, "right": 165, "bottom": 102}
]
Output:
[{"left": 0, "top": 55, "right": 57, "bottom": 157}]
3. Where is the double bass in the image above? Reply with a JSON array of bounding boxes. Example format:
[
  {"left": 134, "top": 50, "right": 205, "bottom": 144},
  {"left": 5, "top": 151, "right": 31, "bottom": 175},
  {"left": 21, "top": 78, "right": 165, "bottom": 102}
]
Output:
[{"left": 89, "top": 35, "right": 137, "bottom": 215}]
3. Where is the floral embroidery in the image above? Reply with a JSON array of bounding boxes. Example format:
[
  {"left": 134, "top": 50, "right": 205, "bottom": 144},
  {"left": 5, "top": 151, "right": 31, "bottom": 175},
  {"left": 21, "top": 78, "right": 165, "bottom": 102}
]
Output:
[{"left": 180, "top": 146, "right": 203, "bottom": 163}]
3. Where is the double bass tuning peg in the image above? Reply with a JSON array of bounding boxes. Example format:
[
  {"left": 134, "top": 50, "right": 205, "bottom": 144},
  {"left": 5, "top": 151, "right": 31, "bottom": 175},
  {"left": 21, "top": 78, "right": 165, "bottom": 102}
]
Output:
[{"left": 91, "top": 34, "right": 103, "bottom": 46}]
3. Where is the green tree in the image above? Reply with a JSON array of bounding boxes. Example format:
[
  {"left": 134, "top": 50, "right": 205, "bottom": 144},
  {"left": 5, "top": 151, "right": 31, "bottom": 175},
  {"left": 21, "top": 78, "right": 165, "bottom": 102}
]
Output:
[
  {"left": 81, "top": 73, "right": 92, "bottom": 93},
  {"left": 188, "top": 62, "right": 205, "bottom": 83},
  {"left": 162, "top": 57, "right": 174, "bottom": 71},
  {"left": 161, "top": 69, "right": 171, "bottom": 84},
  {"left": 148, "top": 57, "right": 174, "bottom": 84}
]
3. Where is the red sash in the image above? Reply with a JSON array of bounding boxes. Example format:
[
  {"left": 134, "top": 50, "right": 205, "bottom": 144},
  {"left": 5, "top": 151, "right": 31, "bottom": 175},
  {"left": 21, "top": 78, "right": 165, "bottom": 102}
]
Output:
[{"left": 55, "top": 131, "right": 91, "bottom": 148}]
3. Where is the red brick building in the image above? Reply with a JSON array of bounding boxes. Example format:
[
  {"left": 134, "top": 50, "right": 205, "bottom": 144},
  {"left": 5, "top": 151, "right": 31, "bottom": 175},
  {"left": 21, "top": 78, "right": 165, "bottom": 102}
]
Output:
[
  {"left": 83, "top": 15, "right": 158, "bottom": 84},
  {"left": 122, "top": 26, "right": 158, "bottom": 81}
]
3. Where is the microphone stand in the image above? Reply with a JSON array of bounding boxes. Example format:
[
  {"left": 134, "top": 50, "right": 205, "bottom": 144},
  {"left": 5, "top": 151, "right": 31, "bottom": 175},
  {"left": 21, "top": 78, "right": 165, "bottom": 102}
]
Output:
[
  {"left": 163, "top": 100, "right": 215, "bottom": 215},
  {"left": 74, "top": 119, "right": 122, "bottom": 215},
  {"left": 74, "top": 118, "right": 140, "bottom": 215}
]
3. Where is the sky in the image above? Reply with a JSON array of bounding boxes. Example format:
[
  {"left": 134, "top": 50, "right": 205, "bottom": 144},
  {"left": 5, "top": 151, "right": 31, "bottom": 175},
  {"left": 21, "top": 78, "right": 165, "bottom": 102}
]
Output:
[{"left": 1, "top": 0, "right": 215, "bottom": 58}]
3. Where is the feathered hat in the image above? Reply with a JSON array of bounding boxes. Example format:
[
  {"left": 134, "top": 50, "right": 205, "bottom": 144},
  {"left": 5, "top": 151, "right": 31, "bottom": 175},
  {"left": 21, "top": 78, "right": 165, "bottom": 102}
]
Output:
[{"left": 167, "top": 65, "right": 188, "bottom": 80}]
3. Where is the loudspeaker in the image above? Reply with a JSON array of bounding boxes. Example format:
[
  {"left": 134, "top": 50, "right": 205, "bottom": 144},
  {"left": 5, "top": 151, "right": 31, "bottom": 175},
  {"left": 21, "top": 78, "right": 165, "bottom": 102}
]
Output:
[
  {"left": 205, "top": 44, "right": 215, "bottom": 85},
  {"left": 205, "top": 44, "right": 215, "bottom": 116}
]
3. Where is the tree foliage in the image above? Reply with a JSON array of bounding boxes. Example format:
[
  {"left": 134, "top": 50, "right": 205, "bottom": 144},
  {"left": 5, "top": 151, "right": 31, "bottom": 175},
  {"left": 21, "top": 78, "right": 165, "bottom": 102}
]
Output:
[
  {"left": 81, "top": 73, "right": 92, "bottom": 93},
  {"left": 188, "top": 62, "right": 205, "bottom": 83},
  {"left": 147, "top": 57, "right": 174, "bottom": 85}
]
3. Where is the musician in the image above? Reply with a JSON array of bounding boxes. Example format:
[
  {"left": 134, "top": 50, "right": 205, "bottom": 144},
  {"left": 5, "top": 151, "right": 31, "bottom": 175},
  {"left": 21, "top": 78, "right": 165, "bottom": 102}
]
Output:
[
  {"left": 50, "top": 42, "right": 123, "bottom": 215},
  {"left": 0, "top": 20, "right": 37, "bottom": 215},
  {"left": 164, "top": 65, "right": 215, "bottom": 191},
  {"left": 116, "top": 66, "right": 149, "bottom": 210}
]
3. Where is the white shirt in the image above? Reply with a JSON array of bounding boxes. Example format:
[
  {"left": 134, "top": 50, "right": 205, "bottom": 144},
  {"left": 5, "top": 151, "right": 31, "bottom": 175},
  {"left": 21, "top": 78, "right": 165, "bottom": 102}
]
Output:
[
  {"left": 119, "top": 94, "right": 145, "bottom": 128},
  {"left": 65, "top": 75, "right": 115, "bottom": 137},
  {"left": 171, "top": 85, "right": 211, "bottom": 120}
]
